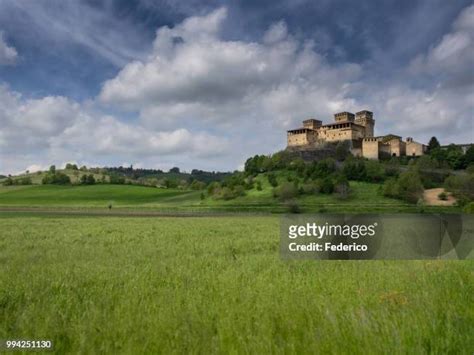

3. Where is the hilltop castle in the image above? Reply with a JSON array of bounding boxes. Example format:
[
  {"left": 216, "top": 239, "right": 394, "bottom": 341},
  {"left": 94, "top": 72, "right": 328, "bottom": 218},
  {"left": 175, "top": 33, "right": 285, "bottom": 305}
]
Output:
[{"left": 287, "top": 110, "right": 426, "bottom": 159}]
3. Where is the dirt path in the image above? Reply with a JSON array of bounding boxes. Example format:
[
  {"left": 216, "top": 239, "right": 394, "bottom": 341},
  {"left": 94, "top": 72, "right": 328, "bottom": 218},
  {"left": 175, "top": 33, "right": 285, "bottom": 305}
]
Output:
[{"left": 423, "top": 188, "right": 456, "bottom": 206}]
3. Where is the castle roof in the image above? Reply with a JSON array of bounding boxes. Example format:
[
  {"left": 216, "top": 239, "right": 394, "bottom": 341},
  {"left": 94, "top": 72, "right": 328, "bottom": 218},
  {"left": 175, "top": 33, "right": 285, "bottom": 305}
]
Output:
[
  {"left": 287, "top": 127, "right": 315, "bottom": 133},
  {"left": 321, "top": 121, "right": 364, "bottom": 129}
]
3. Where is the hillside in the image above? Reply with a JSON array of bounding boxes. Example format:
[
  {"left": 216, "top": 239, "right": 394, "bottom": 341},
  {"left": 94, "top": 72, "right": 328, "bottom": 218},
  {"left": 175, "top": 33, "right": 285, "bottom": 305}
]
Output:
[{"left": 0, "top": 175, "right": 459, "bottom": 213}]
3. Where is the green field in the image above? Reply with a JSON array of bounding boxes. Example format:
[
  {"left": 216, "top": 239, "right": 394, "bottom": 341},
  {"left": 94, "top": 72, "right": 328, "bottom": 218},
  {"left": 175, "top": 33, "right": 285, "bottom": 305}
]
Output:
[
  {"left": 0, "top": 179, "right": 459, "bottom": 213},
  {"left": 0, "top": 216, "right": 472, "bottom": 353}
]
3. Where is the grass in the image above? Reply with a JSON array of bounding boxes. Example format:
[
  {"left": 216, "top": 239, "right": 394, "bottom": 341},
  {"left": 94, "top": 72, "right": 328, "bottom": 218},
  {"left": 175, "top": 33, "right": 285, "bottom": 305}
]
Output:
[
  {"left": 0, "top": 184, "right": 190, "bottom": 207},
  {"left": 0, "top": 216, "right": 472, "bottom": 353},
  {"left": 0, "top": 178, "right": 460, "bottom": 214}
]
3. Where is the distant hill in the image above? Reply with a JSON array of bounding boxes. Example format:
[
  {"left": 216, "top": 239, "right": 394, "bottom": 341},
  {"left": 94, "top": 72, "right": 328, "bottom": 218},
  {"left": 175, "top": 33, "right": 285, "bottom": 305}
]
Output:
[{"left": 0, "top": 166, "right": 232, "bottom": 186}]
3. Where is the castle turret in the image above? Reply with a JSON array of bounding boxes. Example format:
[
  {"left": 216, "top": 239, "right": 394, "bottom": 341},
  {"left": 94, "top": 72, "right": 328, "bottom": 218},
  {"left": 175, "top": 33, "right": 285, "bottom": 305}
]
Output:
[
  {"left": 355, "top": 110, "right": 375, "bottom": 137},
  {"left": 303, "top": 118, "right": 322, "bottom": 129},
  {"left": 334, "top": 112, "right": 355, "bottom": 123}
]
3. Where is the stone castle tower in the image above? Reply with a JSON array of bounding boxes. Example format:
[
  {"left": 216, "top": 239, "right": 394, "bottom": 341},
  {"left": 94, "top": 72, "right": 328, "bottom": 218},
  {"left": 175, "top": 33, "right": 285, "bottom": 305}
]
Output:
[{"left": 354, "top": 110, "right": 374, "bottom": 137}]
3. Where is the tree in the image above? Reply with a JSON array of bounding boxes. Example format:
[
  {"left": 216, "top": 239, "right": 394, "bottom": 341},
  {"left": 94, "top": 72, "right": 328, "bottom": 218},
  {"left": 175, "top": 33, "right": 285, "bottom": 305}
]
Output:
[
  {"left": 109, "top": 175, "right": 125, "bottom": 184},
  {"left": 464, "top": 146, "right": 474, "bottom": 166},
  {"left": 365, "top": 160, "right": 385, "bottom": 182},
  {"left": 3, "top": 177, "right": 13, "bottom": 186},
  {"left": 81, "top": 174, "right": 96, "bottom": 185},
  {"left": 65, "top": 163, "right": 78, "bottom": 170},
  {"left": 169, "top": 167, "right": 180, "bottom": 173},
  {"left": 397, "top": 170, "right": 424, "bottom": 203},
  {"left": 427, "top": 137, "right": 440, "bottom": 153},
  {"left": 267, "top": 173, "right": 278, "bottom": 187},
  {"left": 42, "top": 172, "right": 71, "bottom": 185},
  {"left": 49, "top": 165, "right": 56, "bottom": 174},
  {"left": 273, "top": 182, "right": 298, "bottom": 201},
  {"left": 342, "top": 157, "right": 366, "bottom": 181}
]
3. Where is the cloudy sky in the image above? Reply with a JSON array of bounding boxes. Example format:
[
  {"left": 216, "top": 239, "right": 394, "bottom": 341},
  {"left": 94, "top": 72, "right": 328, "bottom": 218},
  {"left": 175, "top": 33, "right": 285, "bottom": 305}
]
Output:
[{"left": 0, "top": 0, "right": 472, "bottom": 174}]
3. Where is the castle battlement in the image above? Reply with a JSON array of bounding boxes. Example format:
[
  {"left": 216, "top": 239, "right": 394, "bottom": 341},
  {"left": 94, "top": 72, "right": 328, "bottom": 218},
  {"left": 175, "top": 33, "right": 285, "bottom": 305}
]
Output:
[{"left": 287, "top": 110, "right": 426, "bottom": 159}]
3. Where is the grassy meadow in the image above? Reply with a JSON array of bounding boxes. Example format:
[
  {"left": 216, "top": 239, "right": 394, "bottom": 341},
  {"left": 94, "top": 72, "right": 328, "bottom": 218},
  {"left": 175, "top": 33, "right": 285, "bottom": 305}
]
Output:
[
  {"left": 0, "top": 215, "right": 472, "bottom": 353},
  {"left": 0, "top": 177, "right": 459, "bottom": 213}
]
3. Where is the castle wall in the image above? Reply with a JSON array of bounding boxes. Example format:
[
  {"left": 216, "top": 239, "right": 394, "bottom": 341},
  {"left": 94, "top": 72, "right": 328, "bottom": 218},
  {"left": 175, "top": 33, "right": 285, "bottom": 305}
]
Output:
[
  {"left": 318, "top": 124, "right": 365, "bottom": 142},
  {"left": 387, "top": 139, "right": 406, "bottom": 157},
  {"left": 406, "top": 141, "right": 425, "bottom": 156},
  {"left": 362, "top": 139, "right": 380, "bottom": 159},
  {"left": 287, "top": 131, "right": 317, "bottom": 146}
]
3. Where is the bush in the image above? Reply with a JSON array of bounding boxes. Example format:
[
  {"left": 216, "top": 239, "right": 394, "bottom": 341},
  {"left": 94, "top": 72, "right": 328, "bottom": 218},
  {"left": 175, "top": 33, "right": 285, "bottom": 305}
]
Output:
[
  {"left": 316, "top": 177, "right": 334, "bottom": 194},
  {"left": 444, "top": 174, "right": 474, "bottom": 201},
  {"left": 190, "top": 180, "right": 206, "bottom": 190},
  {"left": 438, "top": 192, "right": 448, "bottom": 201},
  {"left": 301, "top": 182, "right": 318, "bottom": 194},
  {"left": 80, "top": 174, "right": 96, "bottom": 185},
  {"left": 273, "top": 182, "right": 298, "bottom": 201},
  {"left": 463, "top": 202, "right": 474, "bottom": 214},
  {"left": 309, "top": 158, "right": 336, "bottom": 179},
  {"left": 109, "top": 175, "right": 125, "bottom": 184},
  {"left": 207, "top": 182, "right": 220, "bottom": 195},
  {"left": 42, "top": 172, "right": 71, "bottom": 185},
  {"left": 256, "top": 181, "right": 263, "bottom": 191},
  {"left": 286, "top": 200, "right": 301, "bottom": 214},
  {"left": 383, "top": 178, "right": 399, "bottom": 198},
  {"left": 365, "top": 160, "right": 385, "bottom": 182},
  {"left": 397, "top": 170, "right": 424, "bottom": 203},
  {"left": 267, "top": 173, "right": 278, "bottom": 187},
  {"left": 382, "top": 171, "right": 424, "bottom": 203},
  {"left": 342, "top": 157, "right": 366, "bottom": 181}
]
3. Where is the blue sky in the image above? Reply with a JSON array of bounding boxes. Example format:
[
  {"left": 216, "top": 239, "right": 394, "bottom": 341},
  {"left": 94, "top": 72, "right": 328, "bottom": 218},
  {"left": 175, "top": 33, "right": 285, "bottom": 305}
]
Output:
[{"left": 0, "top": 0, "right": 472, "bottom": 174}]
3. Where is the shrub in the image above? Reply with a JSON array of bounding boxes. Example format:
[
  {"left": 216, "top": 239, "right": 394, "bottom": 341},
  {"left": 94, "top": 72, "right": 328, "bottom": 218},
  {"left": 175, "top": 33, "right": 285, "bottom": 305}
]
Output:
[
  {"left": 80, "top": 174, "right": 96, "bottom": 185},
  {"left": 42, "top": 172, "right": 71, "bottom": 185},
  {"left": 3, "top": 177, "right": 13, "bottom": 186},
  {"left": 286, "top": 200, "right": 301, "bottom": 214},
  {"left": 301, "top": 182, "right": 318, "bottom": 194},
  {"left": 463, "top": 202, "right": 474, "bottom": 214},
  {"left": 273, "top": 182, "right": 298, "bottom": 201},
  {"left": 267, "top": 173, "right": 278, "bottom": 187},
  {"left": 438, "top": 192, "right": 448, "bottom": 201},
  {"left": 256, "top": 181, "right": 263, "bottom": 191},
  {"left": 444, "top": 174, "right": 474, "bottom": 201},
  {"left": 342, "top": 157, "right": 366, "bottom": 181},
  {"left": 397, "top": 170, "right": 424, "bottom": 203},
  {"left": 416, "top": 198, "right": 425, "bottom": 213},
  {"left": 190, "top": 180, "right": 206, "bottom": 190},
  {"left": 383, "top": 178, "right": 399, "bottom": 198},
  {"left": 317, "top": 177, "right": 334, "bottom": 194},
  {"left": 365, "top": 160, "right": 385, "bottom": 182},
  {"left": 109, "top": 175, "right": 125, "bottom": 184},
  {"left": 207, "top": 182, "right": 220, "bottom": 195}
]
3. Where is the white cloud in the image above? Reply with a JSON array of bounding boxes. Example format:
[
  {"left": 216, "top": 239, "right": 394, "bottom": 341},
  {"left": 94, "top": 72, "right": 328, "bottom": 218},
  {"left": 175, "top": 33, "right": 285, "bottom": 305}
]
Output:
[
  {"left": 1, "top": 5, "right": 473, "bottom": 174},
  {"left": 0, "top": 84, "right": 229, "bottom": 174},
  {"left": 0, "top": 31, "right": 17, "bottom": 65},
  {"left": 409, "top": 4, "right": 474, "bottom": 86},
  {"left": 99, "top": 7, "right": 362, "bottom": 131}
]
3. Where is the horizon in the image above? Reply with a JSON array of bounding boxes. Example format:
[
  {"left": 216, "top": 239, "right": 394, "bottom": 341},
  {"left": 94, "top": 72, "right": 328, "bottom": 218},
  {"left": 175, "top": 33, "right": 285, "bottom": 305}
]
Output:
[{"left": 0, "top": 0, "right": 473, "bottom": 175}]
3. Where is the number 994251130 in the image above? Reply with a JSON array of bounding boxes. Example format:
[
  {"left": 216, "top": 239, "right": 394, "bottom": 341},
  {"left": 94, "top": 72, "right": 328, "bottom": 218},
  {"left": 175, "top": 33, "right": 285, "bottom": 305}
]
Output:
[{"left": 2, "top": 340, "right": 53, "bottom": 350}]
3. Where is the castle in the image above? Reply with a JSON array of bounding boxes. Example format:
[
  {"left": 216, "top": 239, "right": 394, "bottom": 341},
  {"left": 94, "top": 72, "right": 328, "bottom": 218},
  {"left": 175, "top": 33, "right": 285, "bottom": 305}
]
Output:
[{"left": 287, "top": 110, "right": 426, "bottom": 159}]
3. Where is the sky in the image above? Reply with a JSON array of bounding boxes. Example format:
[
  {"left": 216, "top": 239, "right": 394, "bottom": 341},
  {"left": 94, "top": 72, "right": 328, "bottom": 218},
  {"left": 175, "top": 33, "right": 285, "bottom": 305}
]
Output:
[{"left": 0, "top": 0, "right": 472, "bottom": 174}]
